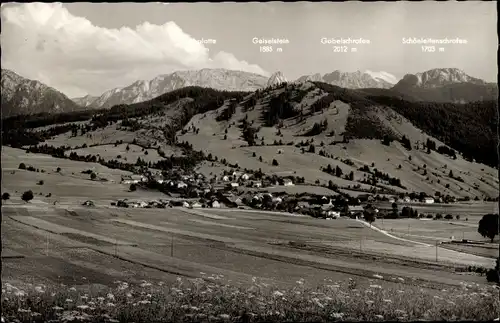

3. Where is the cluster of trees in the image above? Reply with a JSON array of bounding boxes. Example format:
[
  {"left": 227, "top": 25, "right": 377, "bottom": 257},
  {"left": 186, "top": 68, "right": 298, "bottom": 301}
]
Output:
[
  {"left": 303, "top": 120, "right": 328, "bottom": 136},
  {"left": 401, "top": 135, "right": 412, "bottom": 150},
  {"left": 215, "top": 99, "right": 238, "bottom": 122},
  {"left": 322, "top": 164, "right": 354, "bottom": 180},
  {"left": 261, "top": 91, "right": 299, "bottom": 127}
]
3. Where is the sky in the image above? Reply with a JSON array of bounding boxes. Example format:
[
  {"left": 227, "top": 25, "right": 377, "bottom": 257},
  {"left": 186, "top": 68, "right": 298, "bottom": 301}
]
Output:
[{"left": 1, "top": 2, "right": 497, "bottom": 98}]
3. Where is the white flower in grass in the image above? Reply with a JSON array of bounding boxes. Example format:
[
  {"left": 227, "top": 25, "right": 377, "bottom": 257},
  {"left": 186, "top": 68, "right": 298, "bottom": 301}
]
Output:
[
  {"left": 106, "top": 302, "right": 115, "bottom": 307},
  {"left": 18, "top": 309, "right": 31, "bottom": 313},
  {"left": 331, "top": 312, "right": 344, "bottom": 319},
  {"left": 370, "top": 284, "right": 382, "bottom": 289},
  {"left": 181, "top": 305, "right": 190, "bottom": 309},
  {"left": 77, "top": 305, "right": 90, "bottom": 310},
  {"left": 138, "top": 300, "right": 151, "bottom": 305},
  {"left": 366, "top": 300, "right": 374, "bottom": 305},
  {"left": 383, "top": 299, "right": 392, "bottom": 303},
  {"left": 107, "top": 293, "right": 115, "bottom": 300},
  {"left": 65, "top": 298, "right": 73, "bottom": 303},
  {"left": 69, "top": 287, "right": 77, "bottom": 292},
  {"left": 375, "top": 315, "right": 384, "bottom": 319},
  {"left": 190, "top": 306, "right": 200, "bottom": 311},
  {"left": 218, "top": 314, "right": 230, "bottom": 319},
  {"left": 52, "top": 306, "right": 64, "bottom": 310},
  {"left": 273, "top": 291, "right": 284, "bottom": 297}
]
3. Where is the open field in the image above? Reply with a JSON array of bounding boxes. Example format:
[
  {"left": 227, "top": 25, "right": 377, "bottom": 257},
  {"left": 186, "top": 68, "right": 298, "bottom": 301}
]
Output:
[
  {"left": 67, "top": 143, "right": 164, "bottom": 163},
  {"left": 2, "top": 200, "right": 496, "bottom": 293},
  {"left": 1, "top": 146, "right": 166, "bottom": 207},
  {"left": 2, "top": 148, "right": 498, "bottom": 323}
]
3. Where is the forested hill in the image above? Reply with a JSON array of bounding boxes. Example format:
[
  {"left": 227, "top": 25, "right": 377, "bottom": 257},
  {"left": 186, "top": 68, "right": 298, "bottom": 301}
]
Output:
[
  {"left": 313, "top": 82, "right": 498, "bottom": 168},
  {"left": 2, "top": 86, "right": 250, "bottom": 131}
]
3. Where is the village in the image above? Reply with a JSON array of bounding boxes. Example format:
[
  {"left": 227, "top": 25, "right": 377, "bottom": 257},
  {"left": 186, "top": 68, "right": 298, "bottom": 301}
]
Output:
[{"left": 106, "top": 167, "right": 446, "bottom": 220}]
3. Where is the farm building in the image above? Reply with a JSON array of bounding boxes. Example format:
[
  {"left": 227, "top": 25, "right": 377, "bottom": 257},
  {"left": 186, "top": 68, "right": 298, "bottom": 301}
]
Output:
[
  {"left": 424, "top": 197, "right": 435, "bottom": 204},
  {"left": 211, "top": 200, "right": 221, "bottom": 208},
  {"left": 283, "top": 179, "right": 294, "bottom": 186},
  {"left": 326, "top": 210, "right": 340, "bottom": 218},
  {"left": 177, "top": 181, "right": 188, "bottom": 189},
  {"left": 191, "top": 202, "right": 202, "bottom": 208},
  {"left": 241, "top": 173, "right": 250, "bottom": 180},
  {"left": 230, "top": 182, "right": 239, "bottom": 188},
  {"left": 348, "top": 205, "right": 364, "bottom": 215}
]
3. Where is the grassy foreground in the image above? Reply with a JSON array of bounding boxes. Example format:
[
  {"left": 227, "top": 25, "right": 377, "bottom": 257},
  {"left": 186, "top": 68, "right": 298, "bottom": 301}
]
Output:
[{"left": 2, "top": 275, "right": 499, "bottom": 322}]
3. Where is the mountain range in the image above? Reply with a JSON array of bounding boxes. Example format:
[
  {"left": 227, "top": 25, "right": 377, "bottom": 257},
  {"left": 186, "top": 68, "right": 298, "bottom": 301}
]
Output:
[
  {"left": 297, "top": 70, "right": 395, "bottom": 89},
  {"left": 1, "top": 69, "right": 83, "bottom": 118},
  {"left": 73, "top": 69, "right": 269, "bottom": 110},
  {"left": 1, "top": 67, "right": 497, "bottom": 118}
]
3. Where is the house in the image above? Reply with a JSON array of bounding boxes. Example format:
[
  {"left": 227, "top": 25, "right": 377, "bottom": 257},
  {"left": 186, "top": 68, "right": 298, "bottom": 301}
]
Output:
[
  {"left": 403, "top": 196, "right": 411, "bottom": 203},
  {"left": 241, "top": 173, "right": 250, "bottom": 180},
  {"left": 121, "top": 175, "right": 141, "bottom": 184},
  {"left": 272, "top": 196, "right": 283, "bottom": 203},
  {"left": 211, "top": 200, "right": 221, "bottom": 208},
  {"left": 191, "top": 201, "right": 202, "bottom": 208},
  {"left": 177, "top": 181, "right": 188, "bottom": 189},
  {"left": 388, "top": 197, "right": 396, "bottom": 203},
  {"left": 138, "top": 201, "right": 148, "bottom": 208},
  {"left": 182, "top": 201, "right": 190, "bottom": 208},
  {"left": 232, "top": 171, "right": 242, "bottom": 178},
  {"left": 424, "top": 197, "right": 435, "bottom": 204},
  {"left": 230, "top": 182, "right": 239, "bottom": 188},
  {"left": 253, "top": 181, "right": 262, "bottom": 188},
  {"left": 348, "top": 205, "right": 364, "bottom": 214},
  {"left": 82, "top": 200, "right": 95, "bottom": 207},
  {"left": 222, "top": 175, "right": 230, "bottom": 182},
  {"left": 326, "top": 210, "right": 340, "bottom": 218}
]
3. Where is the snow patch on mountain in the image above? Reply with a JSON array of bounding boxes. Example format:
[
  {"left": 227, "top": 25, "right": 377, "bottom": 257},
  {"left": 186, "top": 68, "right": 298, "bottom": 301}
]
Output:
[
  {"left": 364, "top": 70, "right": 398, "bottom": 85},
  {"left": 267, "top": 71, "right": 288, "bottom": 87}
]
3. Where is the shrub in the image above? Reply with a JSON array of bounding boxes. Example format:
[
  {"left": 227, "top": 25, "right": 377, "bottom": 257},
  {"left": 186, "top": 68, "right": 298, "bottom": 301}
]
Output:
[
  {"left": 456, "top": 215, "right": 460, "bottom": 220},
  {"left": 2, "top": 192, "right": 10, "bottom": 201},
  {"left": 37, "top": 180, "right": 44, "bottom": 185},
  {"left": 90, "top": 172, "right": 97, "bottom": 180},
  {"left": 21, "top": 190, "right": 34, "bottom": 203},
  {"left": 435, "top": 213, "right": 443, "bottom": 220},
  {"left": 130, "top": 184, "right": 137, "bottom": 192},
  {"left": 18, "top": 163, "right": 26, "bottom": 170},
  {"left": 252, "top": 152, "right": 256, "bottom": 157},
  {"left": 56, "top": 167, "right": 61, "bottom": 172},
  {"left": 272, "top": 159, "right": 279, "bottom": 166},
  {"left": 444, "top": 214, "right": 453, "bottom": 220}
]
